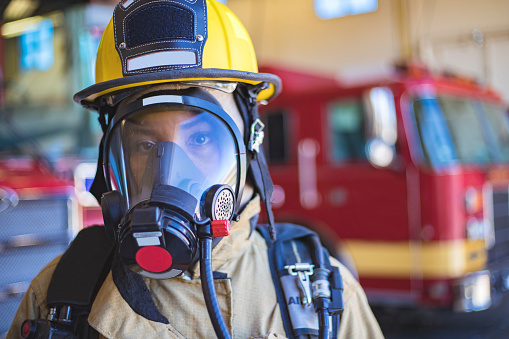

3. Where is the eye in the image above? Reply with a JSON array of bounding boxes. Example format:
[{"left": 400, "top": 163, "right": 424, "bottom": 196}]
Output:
[
  {"left": 136, "top": 141, "right": 155, "bottom": 152},
  {"left": 188, "top": 133, "right": 211, "bottom": 146}
]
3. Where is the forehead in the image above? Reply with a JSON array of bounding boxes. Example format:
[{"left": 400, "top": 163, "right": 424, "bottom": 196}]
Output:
[
  {"left": 127, "top": 107, "right": 196, "bottom": 124},
  {"left": 124, "top": 109, "right": 216, "bottom": 138},
  {"left": 117, "top": 83, "right": 245, "bottom": 136}
]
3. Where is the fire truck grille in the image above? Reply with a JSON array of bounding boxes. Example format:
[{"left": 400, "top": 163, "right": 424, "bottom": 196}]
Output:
[
  {"left": 488, "top": 188, "right": 509, "bottom": 264},
  {"left": 0, "top": 197, "right": 73, "bottom": 335}
]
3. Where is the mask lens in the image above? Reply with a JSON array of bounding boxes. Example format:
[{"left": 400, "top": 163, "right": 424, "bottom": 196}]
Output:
[{"left": 107, "top": 107, "right": 239, "bottom": 211}]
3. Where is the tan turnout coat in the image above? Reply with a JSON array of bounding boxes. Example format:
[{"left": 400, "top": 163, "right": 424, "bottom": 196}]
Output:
[{"left": 8, "top": 197, "right": 384, "bottom": 339}]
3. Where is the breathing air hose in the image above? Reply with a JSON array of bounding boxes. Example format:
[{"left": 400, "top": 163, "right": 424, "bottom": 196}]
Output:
[
  {"left": 318, "top": 308, "right": 330, "bottom": 339},
  {"left": 199, "top": 234, "right": 232, "bottom": 339},
  {"left": 308, "top": 235, "right": 331, "bottom": 339}
]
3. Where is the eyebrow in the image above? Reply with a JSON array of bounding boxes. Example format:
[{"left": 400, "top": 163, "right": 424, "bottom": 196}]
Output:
[
  {"left": 123, "top": 113, "right": 213, "bottom": 136},
  {"left": 124, "top": 120, "right": 156, "bottom": 135},
  {"left": 179, "top": 115, "right": 214, "bottom": 131}
]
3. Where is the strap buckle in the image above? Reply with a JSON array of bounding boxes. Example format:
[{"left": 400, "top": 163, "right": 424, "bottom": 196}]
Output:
[
  {"left": 284, "top": 263, "right": 314, "bottom": 307},
  {"left": 248, "top": 119, "right": 265, "bottom": 153}
]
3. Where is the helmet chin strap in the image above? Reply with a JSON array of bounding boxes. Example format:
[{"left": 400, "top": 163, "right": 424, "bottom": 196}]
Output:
[
  {"left": 250, "top": 148, "right": 277, "bottom": 241},
  {"left": 234, "top": 83, "right": 277, "bottom": 241}
]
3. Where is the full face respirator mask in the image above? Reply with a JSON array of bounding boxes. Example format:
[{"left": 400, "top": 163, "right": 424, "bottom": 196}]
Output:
[{"left": 100, "top": 86, "right": 246, "bottom": 279}]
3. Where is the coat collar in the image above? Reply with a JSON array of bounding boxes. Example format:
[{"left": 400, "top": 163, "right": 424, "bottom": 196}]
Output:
[
  {"left": 93, "top": 195, "right": 262, "bottom": 328},
  {"left": 190, "top": 195, "right": 261, "bottom": 279}
]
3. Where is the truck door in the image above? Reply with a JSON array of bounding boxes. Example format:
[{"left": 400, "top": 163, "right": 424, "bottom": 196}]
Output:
[
  {"left": 320, "top": 88, "right": 417, "bottom": 305},
  {"left": 264, "top": 87, "right": 419, "bottom": 306}
]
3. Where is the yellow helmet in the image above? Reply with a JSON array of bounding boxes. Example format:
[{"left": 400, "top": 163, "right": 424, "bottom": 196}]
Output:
[{"left": 74, "top": 0, "right": 281, "bottom": 108}]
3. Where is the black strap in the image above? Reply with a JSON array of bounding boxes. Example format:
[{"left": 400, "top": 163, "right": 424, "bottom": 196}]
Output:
[
  {"left": 257, "top": 223, "right": 343, "bottom": 339},
  {"left": 47, "top": 226, "right": 115, "bottom": 308},
  {"left": 257, "top": 224, "right": 294, "bottom": 337},
  {"left": 111, "top": 252, "right": 169, "bottom": 324},
  {"left": 89, "top": 135, "right": 108, "bottom": 204},
  {"left": 47, "top": 226, "right": 115, "bottom": 337},
  {"left": 251, "top": 149, "right": 276, "bottom": 241}
]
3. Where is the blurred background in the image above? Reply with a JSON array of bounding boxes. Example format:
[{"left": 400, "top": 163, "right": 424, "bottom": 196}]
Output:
[{"left": 1, "top": 0, "right": 509, "bottom": 337}]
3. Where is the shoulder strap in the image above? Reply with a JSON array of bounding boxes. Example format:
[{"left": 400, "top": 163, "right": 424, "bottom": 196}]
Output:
[
  {"left": 257, "top": 223, "right": 344, "bottom": 339},
  {"left": 47, "top": 225, "right": 116, "bottom": 337}
]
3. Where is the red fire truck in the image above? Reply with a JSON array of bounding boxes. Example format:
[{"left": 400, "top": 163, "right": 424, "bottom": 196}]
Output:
[
  {"left": 0, "top": 160, "right": 76, "bottom": 332},
  {"left": 259, "top": 63, "right": 509, "bottom": 312},
  {"left": 0, "top": 116, "right": 100, "bottom": 333}
]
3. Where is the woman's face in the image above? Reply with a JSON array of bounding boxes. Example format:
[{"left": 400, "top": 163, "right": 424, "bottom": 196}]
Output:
[
  {"left": 123, "top": 108, "right": 222, "bottom": 186},
  {"left": 106, "top": 83, "right": 250, "bottom": 208}
]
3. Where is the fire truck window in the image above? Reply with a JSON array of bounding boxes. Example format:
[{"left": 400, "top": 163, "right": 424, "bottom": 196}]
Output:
[
  {"left": 413, "top": 97, "right": 493, "bottom": 166},
  {"left": 328, "top": 102, "right": 366, "bottom": 161},
  {"left": 413, "top": 98, "right": 457, "bottom": 167},
  {"left": 438, "top": 98, "right": 491, "bottom": 164},
  {"left": 265, "top": 111, "right": 288, "bottom": 163},
  {"left": 482, "top": 103, "right": 509, "bottom": 162}
]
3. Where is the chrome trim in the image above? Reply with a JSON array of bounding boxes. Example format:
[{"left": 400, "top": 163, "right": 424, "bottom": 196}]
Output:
[
  {"left": 482, "top": 181, "right": 495, "bottom": 249},
  {"left": 0, "top": 281, "right": 30, "bottom": 302},
  {"left": 0, "top": 187, "right": 19, "bottom": 212}
]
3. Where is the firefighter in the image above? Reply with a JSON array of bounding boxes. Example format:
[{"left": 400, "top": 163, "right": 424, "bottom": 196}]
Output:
[{"left": 8, "top": 1, "right": 384, "bottom": 338}]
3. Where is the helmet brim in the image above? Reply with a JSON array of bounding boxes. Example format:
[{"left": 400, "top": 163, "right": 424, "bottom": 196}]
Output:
[{"left": 74, "top": 68, "right": 281, "bottom": 110}]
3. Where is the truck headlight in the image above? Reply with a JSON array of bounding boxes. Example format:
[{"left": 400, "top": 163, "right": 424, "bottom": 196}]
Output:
[
  {"left": 466, "top": 217, "right": 485, "bottom": 240},
  {"left": 465, "top": 187, "right": 483, "bottom": 214},
  {"left": 454, "top": 271, "right": 491, "bottom": 312}
]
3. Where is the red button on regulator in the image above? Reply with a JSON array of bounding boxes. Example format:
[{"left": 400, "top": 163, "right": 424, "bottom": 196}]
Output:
[
  {"left": 21, "top": 320, "right": 32, "bottom": 338},
  {"left": 212, "top": 220, "right": 231, "bottom": 237},
  {"left": 135, "top": 246, "right": 173, "bottom": 273}
]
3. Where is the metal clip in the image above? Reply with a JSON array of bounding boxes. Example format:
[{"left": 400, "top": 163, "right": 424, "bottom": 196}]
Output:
[
  {"left": 47, "top": 307, "right": 57, "bottom": 321},
  {"left": 248, "top": 119, "right": 265, "bottom": 153},
  {"left": 285, "top": 263, "right": 314, "bottom": 307}
]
